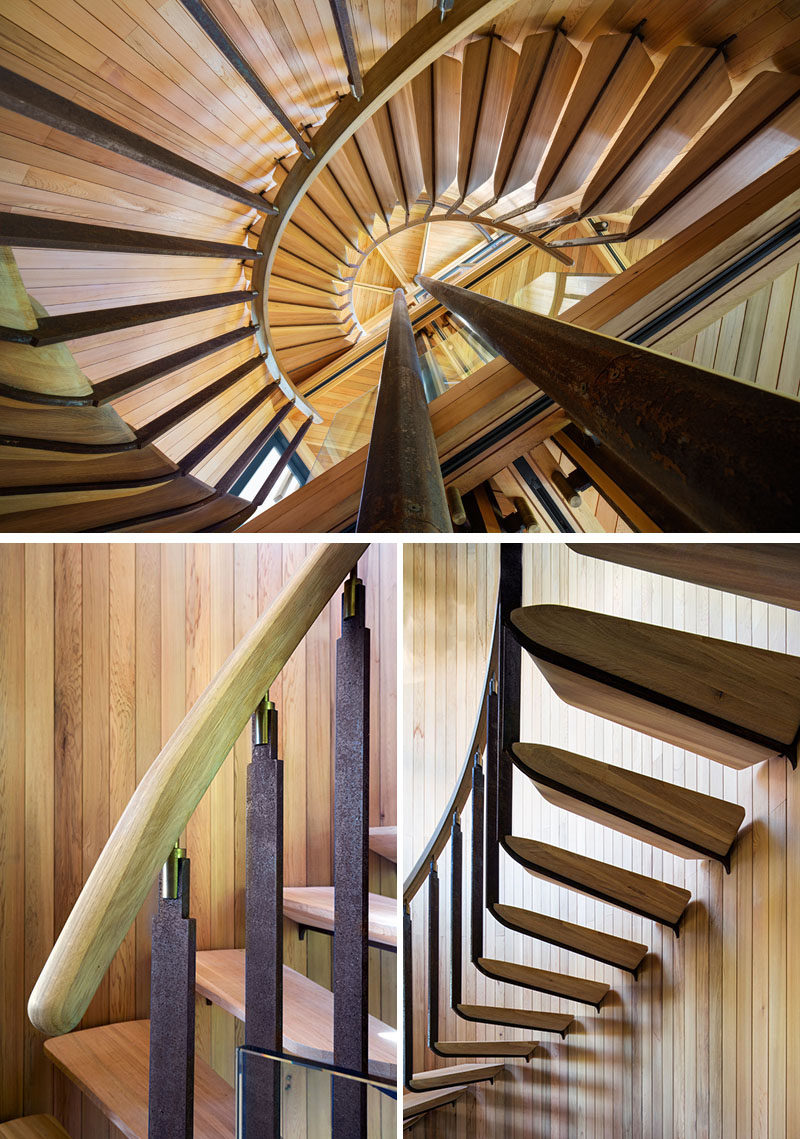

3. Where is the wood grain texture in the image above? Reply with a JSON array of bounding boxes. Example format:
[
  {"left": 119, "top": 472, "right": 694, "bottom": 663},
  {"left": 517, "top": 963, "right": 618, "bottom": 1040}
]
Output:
[
  {"left": 512, "top": 603, "right": 800, "bottom": 767},
  {"left": 0, "top": 1119, "right": 70, "bottom": 1139},
  {"left": 410, "top": 1062, "right": 503, "bottom": 1091},
  {"left": 406, "top": 542, "right": 800, "bottom": 1138},
  {"left": 404, "top": 1084, "right": 469, "bottom": 1119},
  {"left": 283, "top": 886, "right": 397, "bottom": 948}
]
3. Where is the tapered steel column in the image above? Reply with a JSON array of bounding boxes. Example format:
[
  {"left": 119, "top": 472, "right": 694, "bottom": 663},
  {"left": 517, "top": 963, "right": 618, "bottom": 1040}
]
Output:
[
  {"left": 416, "top": 274, "right": 800, "bottom": 532},
  {"left": 244, "top": 697, "right": 283, "bottom": 1139},
  {"left": 333, "top": 571, "right": 370, "bottom": 1137},
  {"left": 148, "top": 847, "right": 195, "bottom": 1139},
  {"left": 356, "top": 290, "right": 452, "bottom": 533}
]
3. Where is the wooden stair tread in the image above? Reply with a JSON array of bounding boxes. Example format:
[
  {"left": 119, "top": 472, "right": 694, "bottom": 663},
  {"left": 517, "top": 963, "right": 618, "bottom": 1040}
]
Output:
[
  {"left": 512, "top": 741, "right": 745, "bottom": 862},
  {"left": 493, "top": 902, "right": 647, "bottom": 973},
  {"left": 477, "top": 956, "right": 609, "bottom": 1007},
  {"left": 435, "top": 1040, "right": 537, "bottom": 1058},
  {"left": 283, "top": 886, "right": 397, "bottom": 948},
  {"left": 456, "top": 1003, "right": 572, "bottom": 1035},
  {"left": 505, "top": 835, "right": 690, "bottom": 928},
  {"left": 369, "top": 825, "right": 397, "bottom": 861},
  {"left": 568, "top": 543, "right": 800, "bottom": 612},
  {"left": 44, "top": 1020, "right": 233, "bottom": 1139},
  {"left": 511, "top": 604, "right": 800, "bottom": 769},
  {"left": 403, "top": 1084, "right": 469, "bottom": 1119},
  {"left": 0, "top": 1118, "right": 70, "bottom": 1139},
  {"left": 409, "top": 1063, "right": 503, "bottom": 1091},
  {"left": 194, "top": 950, "right": 396, "bottom": 1073}
]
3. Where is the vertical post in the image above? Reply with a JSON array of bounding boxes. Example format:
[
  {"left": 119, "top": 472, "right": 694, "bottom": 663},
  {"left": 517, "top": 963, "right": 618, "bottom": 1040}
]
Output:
[
  {"left": 148, "top": 845, "right": 196, "bottom": 1139},
  {"left": 426, "top": 862, "right": 439, "bottom": 1049},
  {"left": 484, "top": 680, "right": 500, "bottom": 907},
  {"left": 333, "top": 568, "right": 371, "bottom": 1137},
  {"left": 244, "top": 696, "right": 283, "bottom": 1139},
  {"left": 470, "top": 756, "right": 485, "bottom": 963},
  {"left": 498, "top": 544, "right": 522, "bottom": 847},
  {"left": 403, "top": 904, "right": 413, "bottom": 1089},
  {"left": 356, "top": 290, "right": 452, "bottom": 533},
  {"left": 450, "top": 815, "right": 463, "bottom": 1009}
]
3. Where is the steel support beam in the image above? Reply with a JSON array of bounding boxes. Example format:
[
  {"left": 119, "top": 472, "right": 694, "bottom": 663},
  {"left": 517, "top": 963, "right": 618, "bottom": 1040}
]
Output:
[
  {"left": 216, "top": 401, "right": 292, "bottom": 493},
  {"left": 148, "top": 849, "right": 195, "bottom": 1139},
  {"left": 178, "top": 0, "right": 313, "bottom": 159},
  {"left": 356, "top": 290, "right": 452, "bottom": 532},
  {"left": 12, "top": 291, "right": 257, "bottom": 348},
  {"left": 244, "top": 699, "right": 283, "bottom": 1139},
  {"left": 416, "top": 274, "right": 800, "bottom": 532},
  {"left": 0, "top": 212, "right": 261, "bottom": 259},
  {"left": 332, "top": 572, "right": 370, "bottom": 1138},
  {"left": 0, "top": 67, "right": 272, "bottom": 215},
  {"left": 250, "top": 417, "right": 312, "bottom": 507}
]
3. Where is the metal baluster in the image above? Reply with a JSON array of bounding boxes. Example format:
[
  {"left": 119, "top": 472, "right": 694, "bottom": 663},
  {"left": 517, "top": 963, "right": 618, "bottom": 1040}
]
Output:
[
  {"left": 244, "top": 695, "right": 283, "bottom": 1139},
  {"left": 333, "top": 568, "right": 371, "bottom": 1137},
  {"left": 426, "top": 862, "right": 439, "bottom": 1050},
  {"left": 148, "top": 845, "right": 196, "bottom": 1139},
  {"left": 470, "top": 756, "right": 485, "bottom": 963},
  {"left": 450, "top": 814, "right": 463, "bottom": 1009},
  {"left": 403, "top": 904, "right": 413, "bottom": 1090},
  {"left": 498, "top": 544, "right": 523, "bottom": 848}
]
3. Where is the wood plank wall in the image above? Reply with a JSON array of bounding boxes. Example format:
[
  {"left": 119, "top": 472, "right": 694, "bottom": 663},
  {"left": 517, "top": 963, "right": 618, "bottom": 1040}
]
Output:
[
  {"left": 405, "top": 541, "right": 799, "bottom": 1138},
  {"left": 0, "top": 541, "right": 396, "bottom": 1136}
]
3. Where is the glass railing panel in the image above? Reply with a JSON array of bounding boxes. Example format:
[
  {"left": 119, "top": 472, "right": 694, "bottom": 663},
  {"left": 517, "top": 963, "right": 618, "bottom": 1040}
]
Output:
[{"left": 236, "top": 1046, "right": 397, "bottom": 1139}]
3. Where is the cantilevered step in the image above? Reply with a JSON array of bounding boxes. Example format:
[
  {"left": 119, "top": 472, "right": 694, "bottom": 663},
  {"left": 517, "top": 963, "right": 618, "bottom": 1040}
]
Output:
[
  {"left": 409, "top": 1062, "right": 504, "bottom": 1091},
  {"left": 477, "top": 956, "right": 609, "bottom": 1009},
  {"left": 0, "top": 1118, "right": 70, "bottom": 1139},
  {"left": 456, "top": 1004, "right": 573, "bottom": 1037},
  {"left": 403, "top": 1084, "right": 469, "bottom": 1121},
  {"left": 435, "top": 1040, "right": 537, "bottom": 1060},
  {"left": 283, "top": 886, "right": 397, "bottom": 948},
  {"left": 492, "top": 902, "right": 647, "bottom": 974},
  {"left": 195, "top": 950, "right": 396, "bottom": 1077},
  {"left": 45, "top": 1020, "right": 233, "bottom": 1138},
  {"left": 505, "top": 836, "right": 690, "bottom": 932},
  {"left": 568, "top": 543, "right": 800, "bottom": 612},
  {"left": 512, "top": 742, "right": 745, "bottom": 866},
  {"left": 511, "top": 604, "right": 800, "bottom": 770},
  {"left": 369, "top": 825, "right": 397, "bottom": 861}
]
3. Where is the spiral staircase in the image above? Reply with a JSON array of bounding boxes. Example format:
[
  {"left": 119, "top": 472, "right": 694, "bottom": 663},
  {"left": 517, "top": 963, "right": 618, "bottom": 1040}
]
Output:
[{"left": 2, "top": 0, "right": 800, "bottom": 532}]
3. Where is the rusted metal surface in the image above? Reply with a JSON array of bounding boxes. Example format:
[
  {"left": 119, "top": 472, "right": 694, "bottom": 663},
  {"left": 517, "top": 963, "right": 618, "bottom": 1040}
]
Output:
[
  {"left": 328, "top": 0, "right": 364, "bottom": 99},
  {"left": 250, "top": 418, "right": 312, "bottom": 507},
  {"left": 416, "top": 274, "right": 800, "bottom": 532},
  {"left": 148, "top": 856, "right": 195, "bottom": 1139},
  {"left": 0, "top": 67, "right": 271, "bottom": 214},
  {"left": 426, "top": 863, "right": 440, "bottom": 1049},
  {"left": 403, "top": 905, "right": 413, "bottom": 1089},
  {"left": 450, "top": 816, "right": 463, "bottom": 1009},
  {"left": 333, "top": 576, "right": 370, "bottom": 1137},
  {"left": 244, "top": 703, "right": 282, "bottom": 1139},
  {"left": 356, "top": 290, "right": 452, "bottom": 533}
]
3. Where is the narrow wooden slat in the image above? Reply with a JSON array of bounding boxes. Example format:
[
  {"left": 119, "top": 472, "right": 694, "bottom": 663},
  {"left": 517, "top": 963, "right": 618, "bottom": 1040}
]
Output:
[
  {"left": 512, "top": 604, "right": 800, "bottom": 768},
  {"left": 135, "top": 357, "right": 269, "bottom": 445},
  {"left": 457, "top": 36, "right": 518, "bottom": 202},
  {"left": 178, "top": 384, "right": 278, "bottom": 474}
]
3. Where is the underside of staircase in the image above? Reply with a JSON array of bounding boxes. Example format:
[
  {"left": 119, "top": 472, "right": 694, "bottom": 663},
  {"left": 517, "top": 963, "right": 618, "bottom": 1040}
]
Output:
[{"left": 1, "top": 2, "right": 800, "bottom": 531}]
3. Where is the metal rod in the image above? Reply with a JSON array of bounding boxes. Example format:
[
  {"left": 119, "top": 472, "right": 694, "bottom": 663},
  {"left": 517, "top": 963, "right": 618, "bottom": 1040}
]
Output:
[
  {"left": 244, "top": 697, "right": 282, "bottom": 1139},
  {"left": 450, "top": 815, "right": 463, "bottom": 1009},
  {"left": 249, "top": 417, "right": 312, "bottom": 507},
  {"left": 215, "top": 402, "right": 292, "bottom": 493},
  {"left": 470, "top": 757, "right": 484, "bottom": 963},
  {"left": 328, "top": 0, "right": 364, "bottom": 99},
  {"left": 403, "top": 904, "right": 413, "bottom": 1089},
  {"left": 148, "top": 853, "right": 195, "bottom": 1139},
  {"left": 415, "top": 274, "right": 800, "bottom": 532},
  {"left": 136, "top": 359, "right": 271, "bottom": 445},
  {"left": 356, "top": 290, "right": 452, "bottom": 532},
  {"left": 0, "top": 212, "right": 262, "bottom": 259},
  {"left": 22, "top": 291, "right": 257, "bottom": 348},
  {"left": 177, "top": 0, "right": 313, "bottom": 159},
  {"left": 484, "top": 685, "right": 500, "bottom": 907},
  {"left": 498, "top": 544, "right": 522, "bottom": 846},
  {"left": 333, "top": 574, "right": 370, "bottom": 1138},
  {"left": 90, "top": 326, "right": 257, "bottom": 406},
  {"left": 426, "top": 863, "right": 439, "bottom": 1048},
  {"left": 0, "top": 66, "right": 272, "bottom": 214}
]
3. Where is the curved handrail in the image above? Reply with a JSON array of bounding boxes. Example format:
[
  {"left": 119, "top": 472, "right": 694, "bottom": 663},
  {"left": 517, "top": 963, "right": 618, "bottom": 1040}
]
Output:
[
  {"left": 29, "top": 541, "right": 368, "bottom": 1037},
  {"left": 252, "top": 0, "right": 518, "bottom": 413},
  {"left": 403, "top": 576, "right": 500, "bottom": 904}
]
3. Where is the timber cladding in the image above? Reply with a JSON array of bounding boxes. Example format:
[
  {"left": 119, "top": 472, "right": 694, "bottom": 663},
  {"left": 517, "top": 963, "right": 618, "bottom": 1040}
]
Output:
[
  {"left": 0, "top": 542, "right": 396, "bottom": 1137},
  {"left": 404, "top": 542, "right": 799, "bottom": 1138}
]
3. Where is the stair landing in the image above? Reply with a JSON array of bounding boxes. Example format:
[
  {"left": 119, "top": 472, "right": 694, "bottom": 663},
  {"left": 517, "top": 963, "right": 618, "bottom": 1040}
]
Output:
[
  {"left": 44, "top": 1020, "right": 233, "bottom": 1139},
  {"left": 195, "top": 949, "right": 396, "bottom": 1076}
]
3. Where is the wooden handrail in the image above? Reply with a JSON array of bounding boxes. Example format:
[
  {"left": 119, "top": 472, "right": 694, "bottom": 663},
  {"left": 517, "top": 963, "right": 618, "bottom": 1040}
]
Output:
[
  {"left": 29, "top": 542, "right": 368, "bottom": 1037},
  {"left": 403, "top": 580, "right": 500, "bottom": 904}
]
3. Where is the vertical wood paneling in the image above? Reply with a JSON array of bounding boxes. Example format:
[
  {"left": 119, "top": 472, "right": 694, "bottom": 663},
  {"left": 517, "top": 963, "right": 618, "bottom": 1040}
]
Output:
[
  {"left": 406, "top": 541, "right": 799, "bottom": 1139},
  {"left": 0, "top": 540, "right": 396, "bottom": 1135}
]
